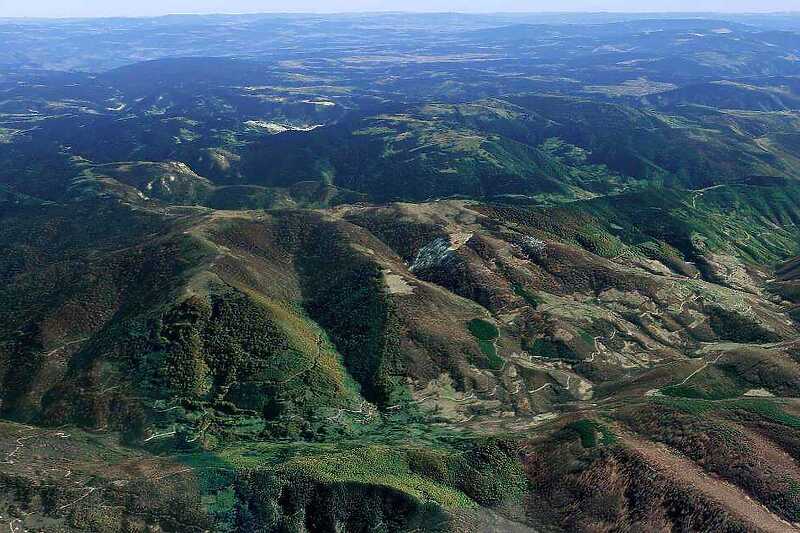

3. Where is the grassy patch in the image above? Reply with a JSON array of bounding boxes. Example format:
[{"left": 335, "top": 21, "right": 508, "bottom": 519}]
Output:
[
  {"left": 512, "top": 283, "right": 540, "bottom": 309},
  {"left": 661, "top": 368, "right": 745, "bottom": 400},
  {"left": 658, "top": 397, "right": 800, "bottom": 429},
  {"left": 468, "top": 318, "right": 503, "bottom": 369},
  {"left": 656, "top": 396, "right": 718, "bottom": 415},
  {"left": 279, "top": 445, "right": 476, "bottom": 510},
  {"left": 731, "top": 399, "right": 800, "bottom": 429},
  {"left": 564, "top": 419, "right": 617, "bottom": 448},
  {"left": 478, "top": 341, "right": 504, "bottom": 370},
  {"left": 467, "top": 319, "right": 499, "bottom": 341}
]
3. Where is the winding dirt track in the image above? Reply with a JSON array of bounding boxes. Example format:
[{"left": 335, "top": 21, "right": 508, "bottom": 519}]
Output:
[{"left": 619, "top": 430, "right": 799, "bottom": 533}]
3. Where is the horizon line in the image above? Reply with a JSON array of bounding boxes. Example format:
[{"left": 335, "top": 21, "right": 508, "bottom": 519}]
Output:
[{"left": 2, "top": 10, "right": 800, "bottom": 21}]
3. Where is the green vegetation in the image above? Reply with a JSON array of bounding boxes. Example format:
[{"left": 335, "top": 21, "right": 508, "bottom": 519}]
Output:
[
  {"left": 224, "top": 439, "right": 527, "bottom": 531},
  {"left": 563, "top": 419, "right": 617, "bottom": 448},
  {"left": 708, "top": 307, "right": 783, "bottom": 343},
  {"left": 6, "top": 12, "right": 800, "bottom": 532},
  {"left": 280, "top": 446, "right": 475, "bottom": 509},
  {"left": 300, "top": 223, "right": 403, "bottom": 407},
  {"left": 467, "top": 319, "right": 498, "bottom": 341},
  {"left": 530, "top": 339, "right": 579, "bottom": 361},
  {"left": 734, "top": 400, "right": 800, "bottom": 429},
  {"left": 658, "top": 397, "right": 800, "bottom": 428},
  {"left": 661, "top": 368, "right": 746, "bottom": 400},
  {"left": 512, "top": 283, "right": 540, "bottom": 309},
  {"left": 467, "top": 319, "right": 503, "bottom": 369}
]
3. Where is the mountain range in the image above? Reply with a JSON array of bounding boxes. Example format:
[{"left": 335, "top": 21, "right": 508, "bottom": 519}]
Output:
[{"left": 2, "top": 12, "right": 800, "bottom": 533}]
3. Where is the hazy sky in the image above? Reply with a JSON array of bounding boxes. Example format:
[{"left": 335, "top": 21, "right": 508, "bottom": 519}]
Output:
[{"left": 1, "top": 0, "right": 798, "bottom": 18}]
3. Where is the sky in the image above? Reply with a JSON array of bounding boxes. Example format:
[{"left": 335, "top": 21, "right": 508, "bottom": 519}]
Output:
[{"left": 0, "top": 0, "right": 798, "bottom": 18}]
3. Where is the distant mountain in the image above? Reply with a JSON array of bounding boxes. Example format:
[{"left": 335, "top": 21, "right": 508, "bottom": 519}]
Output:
[{"left": 645, "top": 77, "right": 800, "bottom": 110}]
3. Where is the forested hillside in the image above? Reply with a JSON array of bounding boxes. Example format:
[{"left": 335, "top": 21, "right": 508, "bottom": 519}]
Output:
[{"left": 2, "top": 12, "right": 800, "bottom": 533}]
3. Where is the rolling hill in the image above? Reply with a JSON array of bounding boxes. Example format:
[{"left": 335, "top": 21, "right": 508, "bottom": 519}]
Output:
[{"left": 3, "top": 12, "right": 800, "bottom": 533}]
